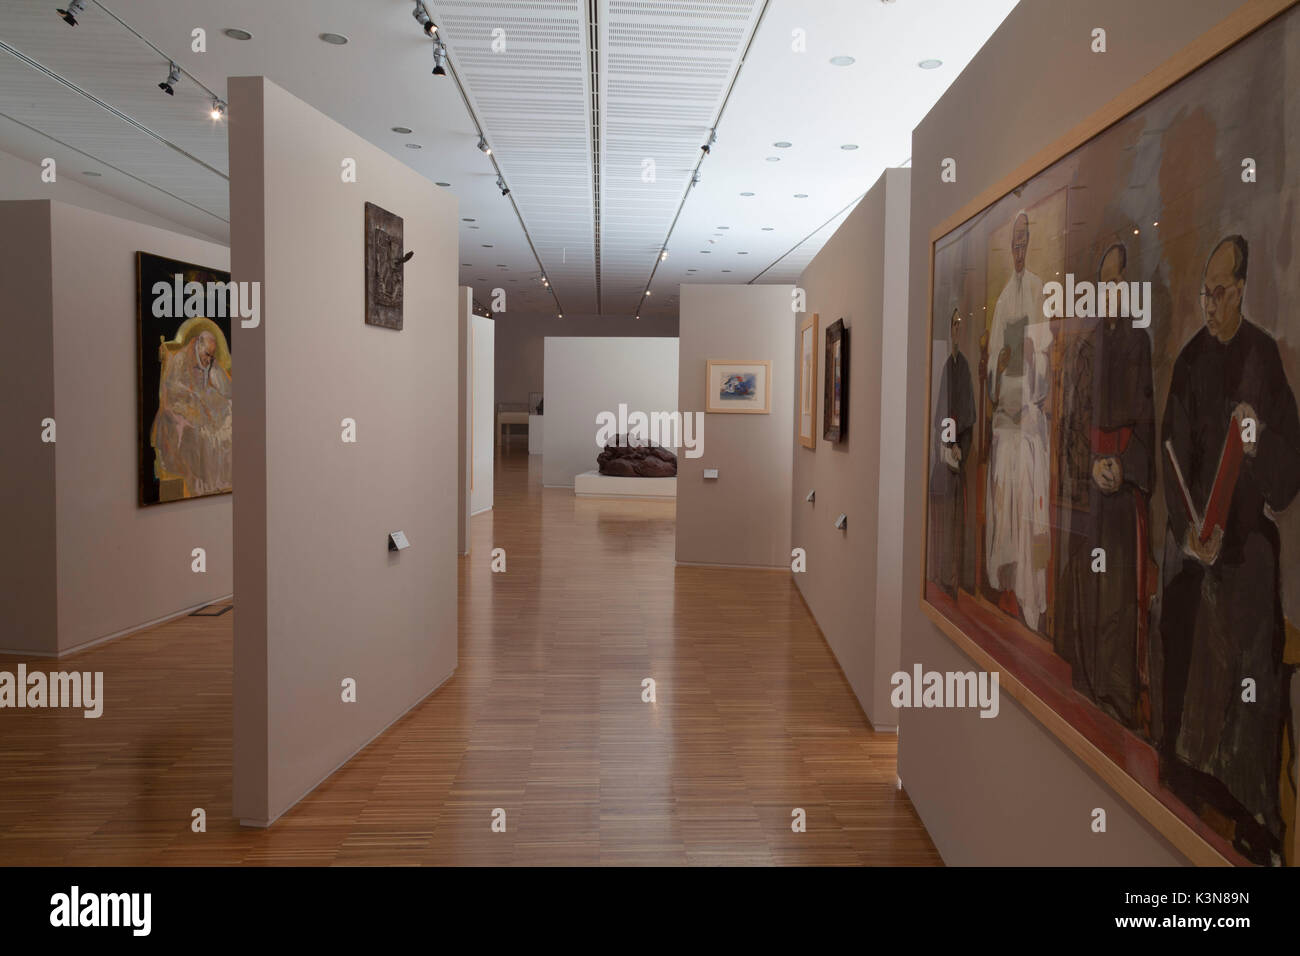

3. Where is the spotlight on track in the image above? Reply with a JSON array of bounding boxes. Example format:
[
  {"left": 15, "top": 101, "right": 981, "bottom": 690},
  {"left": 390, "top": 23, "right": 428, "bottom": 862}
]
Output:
[
  {"left": 210, "top": 98, "right": 226, "bottom": 120},
  {"left": 497, "top": 175, "right": 510, "bottom": 197},
  {"left": 660, "top": 250, "right": 668, "bottom": 261},
  {"left": 412, "top": 1, "right": 439, "bottom": 38},
  {"left": 477, "top": 136, "right": 491, "bottom": 155},
  {"left": 56, "top": 0, "right": 85, "bottom": 26},
  {"left": 431, "top": 40, "right": 448, "bottom": 76},
  {"left": 158, "top": 62, "right": 181, "bottom": 96},
  {"left": 701, "top": 129, "right": 717, "bottom": 154}
]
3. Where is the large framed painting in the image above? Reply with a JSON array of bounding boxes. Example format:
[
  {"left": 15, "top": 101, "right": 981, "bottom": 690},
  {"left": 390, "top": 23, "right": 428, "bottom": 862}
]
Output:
[
  {"left": 136, "top": 252, "right": 233, "bottom": 506},
  {"left": 921, "top": 0, "right": 1300, "bottom": 867},
  {"left": 823, "top": 318, "right": 847, "bottom": 442},
  {"left": 798, "top": 312, "right": 818, "bottom": 448},
  {"left": 706, "top": 360, "right": 770, "bottom": 414}
]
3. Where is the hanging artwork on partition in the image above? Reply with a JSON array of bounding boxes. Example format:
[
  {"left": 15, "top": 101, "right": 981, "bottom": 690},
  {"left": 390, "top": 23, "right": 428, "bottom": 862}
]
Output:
[
  {"left": 136, "top": 252, "right": 233, "bottom": 506},
  {"left": 364, "top": 201, "right": 412, "bottom": 330},
  {"left": 920, "top": 0, "right": 1300, "bottom": 867},
  {"left": 798, "top": 312, "right": 818, "bottom": 448},
  {"left": 706, "top": 360, "right": 770, "bottom": 414},
  {"left": 822, "top": 318, "right": 847, "bottom": 442}
]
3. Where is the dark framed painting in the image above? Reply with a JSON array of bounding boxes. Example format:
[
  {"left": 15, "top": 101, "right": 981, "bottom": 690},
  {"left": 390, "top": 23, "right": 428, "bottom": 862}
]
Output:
[
  {"left": 364, "top": 201, "right": 408, "bottom": 330},
  {"left": 920, "top": 0, "right": 1300, "bottom": 866},
  {"left": 136, "top": 251, "right": 233, "bottom": 506},
  {"left": 822, "top": 318, "right": 847, "bottom": 442}
]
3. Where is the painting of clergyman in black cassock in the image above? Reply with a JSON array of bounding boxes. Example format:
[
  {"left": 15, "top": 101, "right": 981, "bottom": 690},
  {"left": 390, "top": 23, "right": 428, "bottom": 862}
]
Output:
[
  {"left": 928, "top": 308, "right": 976, "bottom": 596},
  {"left": 922, "top": 3, "right": 1300, "bottom": 866}
]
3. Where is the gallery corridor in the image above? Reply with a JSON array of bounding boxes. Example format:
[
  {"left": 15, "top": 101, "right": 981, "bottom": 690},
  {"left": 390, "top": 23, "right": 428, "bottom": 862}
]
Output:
[{"left": 0, "top": 446, "right": 937, "bottom": 866}]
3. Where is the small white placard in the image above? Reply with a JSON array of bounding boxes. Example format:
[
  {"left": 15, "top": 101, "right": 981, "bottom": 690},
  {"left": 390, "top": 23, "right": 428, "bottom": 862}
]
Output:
[
  {"left": 388, "top": 531, "right": 410, "bottom": 551},
  {"left": 703, "top": 468, "right": 719, "bottom": 480}
]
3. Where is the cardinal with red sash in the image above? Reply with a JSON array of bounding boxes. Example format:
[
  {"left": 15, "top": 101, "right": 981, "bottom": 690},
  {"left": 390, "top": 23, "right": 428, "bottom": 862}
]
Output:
[{"left": 1055, "top": 243, "right": 1156, "bottom": 734}]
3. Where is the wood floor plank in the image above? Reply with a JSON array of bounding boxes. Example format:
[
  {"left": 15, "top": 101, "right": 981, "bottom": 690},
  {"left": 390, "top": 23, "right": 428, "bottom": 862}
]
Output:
[{"left": 0, "top": 448, "right": 940, "bottom": 865}]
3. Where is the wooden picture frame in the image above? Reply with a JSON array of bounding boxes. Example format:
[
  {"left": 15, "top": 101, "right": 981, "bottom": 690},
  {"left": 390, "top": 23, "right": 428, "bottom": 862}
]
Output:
[
  {"left": 364, "top": 201, "right": 408, "bottom": 330},
  {"left": 822, "top": 319, "right": 847, "bottom": 442},
  {"left": 919, "top": 0, "right": 1300, "bottom": 867},
  {"left": 705, "top": 360, "right": 771, "bottom": 414},
  {"left": 798, "top": 313, "right": 818, "bottom": 449}
]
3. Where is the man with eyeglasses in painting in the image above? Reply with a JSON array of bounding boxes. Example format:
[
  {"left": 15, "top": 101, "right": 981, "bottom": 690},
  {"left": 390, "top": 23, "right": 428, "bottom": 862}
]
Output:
[{"left": 1159, "top": 234, "right": 1300, "bottom": 865}]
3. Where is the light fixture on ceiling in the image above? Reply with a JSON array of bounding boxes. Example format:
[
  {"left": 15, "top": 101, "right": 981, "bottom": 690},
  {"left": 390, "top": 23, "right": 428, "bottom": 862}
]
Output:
[
  {"left": 320, "top": 33, "right": 349, "bottom": 45},
  {"left": 158, "top": 62, "right": 181, "bottom": 96},
  {"left": 435, "top": 181, "right": 451, "bottom": 187},
  {"left": 794, "top": 193, "right": 808, "bottom": 198},
  {"left": 740, "top": 191, "right": 755, "bottom": 197},
  {"left": 766, "top": 156, "right": 780, "bottom": 162},
  {"left": 918, "top": 59, "right": 943, "bottom": 69},
  {"left": 497, "top": 175, "right": 510, "bottom": 197},
  {"left": 773, "top": 141, "right": 792, "bottom": 148},
  {"left": 829, "top": 55, "right": 855, "bottom": 66},
  {"left": 701, "top": 129, "right": 717, "bottom": 155},
  {"left": 718, "top": 226, "right": 730, "bottom": 230},
  {"left": 841, "top": 144, "right": 859, "bottom": 150},
  {"left": 392, "top": 126, "right": 413, "bottom": 134},
  {"left": 56, "top": 0, "right": 85, "bottom": 26},
  {"left": 645, "top": 290, "right": 651, "bottom": 297},
  {"left": 691, "top": 171, "right": 701, "bottom": 186},
  {"left": 209, "top": 98, "right": 227, "bottom": 120},
  {"left": 412, "top": 1, "right": 439, "bottom": 37},
  {"left": 224, "top": 28, "right": 253, "bottom": 41},
  {"left": 761, "top": 226, "right": 774, "bottom": 231},
  {"left": 462, "top": 218, "right": 476, "bottom": 222},
  {"left": 660, "top": 250, "right": 668, "bottom": 261},
  {"left": 477, "top": 136, "right": 491, "bottom": 155},
  {"left": 405, "top": 143, "right": 422, "bottom": 149},
  {"left": 82, "top": 170, "right": 101, "bottom": 177},
  {"left": 432, "top": 40, "right": 448, "bottom": 76}
]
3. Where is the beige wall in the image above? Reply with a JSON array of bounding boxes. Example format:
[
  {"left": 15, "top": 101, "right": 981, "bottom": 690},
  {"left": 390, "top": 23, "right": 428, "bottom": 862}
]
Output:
[
  {"left": 457, "top": 287, "right": 471, "bottom": 555},
  {"left": 0, "top": 199, "right": 232, "bottom": 656},
  {"left": 494, "top": 312, "right": 678, "bottom": 410},
  {"left": 790, "top": 169, "right": 910, "bottom": 728},
  {"left": 676, "top": 284, "right": 794, "bottom": 568},
  {"left": 50, "top": 202, "right": 233, "bottom": 653},
  {"left": 228, "top": 77, "right": 458, "bottom": 826},
  {"left": 896, "top": 0, "right": 1254, "bottom": 865},
  {"left": 0, "top": 201, "right": 56, "bottom": 654}
]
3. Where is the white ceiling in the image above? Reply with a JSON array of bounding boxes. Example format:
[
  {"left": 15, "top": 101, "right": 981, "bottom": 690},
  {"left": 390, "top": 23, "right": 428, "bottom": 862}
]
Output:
[{"left": 0, "top": 0, "right": 1019, "bottom": 320}]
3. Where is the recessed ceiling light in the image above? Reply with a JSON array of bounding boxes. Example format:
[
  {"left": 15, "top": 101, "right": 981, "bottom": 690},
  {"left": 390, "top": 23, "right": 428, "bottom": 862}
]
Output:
[
  {"left": 919, "top": 58, "right": 943, "bottom": 69},
  {"left": 737, "top": 251, "right": 749, "bottom": 255},
  {"left": 761, "top": 226, "right": 774, "bottom": 231},
  {"left": 722, "top": 269, "right": 732, "bottom": 273},
  {"left": 82, "top": 170, "right": 101, "bottom": 177},
  {"left": 462, "top": 218, "right": 476, "bottom": 222},
  {"left": 700, "top": 251, "right": 711, "bottom": 254},
  {"left": 469, "top": 225, "right": 480, "bottom": 229},
  {"left": 794, "top": 193, "right": 808, "bottom": 198},
  {"left": 224, "top": 28, "right": 253, "bottom": 41},
  {"left": 740, "top": 191, "right": 755, "bottom": 197},
  {"left": 319, "top": 32, "right": 349, "bottom": 45},
  {"left": 718, "top": 226, "right": 730, "bottom": 230},
  {"left": 405, "top": 143, "right": 422, "bottom": 149},
  {"left": 392, "top": 126, "right": 413, "bottom": 134},
  {"left": 481, "top": 244, "right": 494, "bottom": 248},
  {"left": 830, "top": 55, "right": 855, "bottom": 66},
  {"left": 462, "top": 263, "right": 472, "bottom": 266},
  {"left": 436, "top": 181, "right": 451, "bottom": 187},
  {"left": 773, "top": 141, "right": 792, "bottom": 148},
  {"left": 766, "top": 156, "right": 780, "bottom": 162},
  {"left": 841, "top": 144, "right": 859, "bottom": 150}
]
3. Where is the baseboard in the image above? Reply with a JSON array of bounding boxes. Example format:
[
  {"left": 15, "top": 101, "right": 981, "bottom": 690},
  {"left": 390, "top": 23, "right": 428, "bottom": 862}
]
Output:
[
  {"left": 470, "top": 505, "right": 493, "bottom": 516},
  {"left": 238, "top": 666, "right": 456, "bottom": 828},
  {"left": 0, "top": 593, "right": 235, "bottom": 659},
  {"left": 673, "top": 560, "right": 787, "bottom": 571}
]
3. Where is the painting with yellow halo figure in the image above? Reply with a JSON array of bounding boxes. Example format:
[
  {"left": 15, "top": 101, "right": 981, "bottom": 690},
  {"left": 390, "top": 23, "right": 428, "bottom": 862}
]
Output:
[{"left": 136, "top": 252, "right": 233, "bottom": 505}]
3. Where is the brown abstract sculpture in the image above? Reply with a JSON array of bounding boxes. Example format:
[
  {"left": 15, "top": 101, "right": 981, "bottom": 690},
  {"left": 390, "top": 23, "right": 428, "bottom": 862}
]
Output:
[{"left": 597, "top": 437, "right": 677, "bottom": 478}]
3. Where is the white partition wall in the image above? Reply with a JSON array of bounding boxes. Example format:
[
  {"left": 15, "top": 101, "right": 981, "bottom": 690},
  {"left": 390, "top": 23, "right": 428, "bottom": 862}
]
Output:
[
  {"left": 542, "top": 336, "right": 680, "bottom": 488},
  {"left": 228, "top": 76, "right": 458, "bottom": 827},
  {"left": 471, "top": 313, "right": 494, "bottom": 516}
]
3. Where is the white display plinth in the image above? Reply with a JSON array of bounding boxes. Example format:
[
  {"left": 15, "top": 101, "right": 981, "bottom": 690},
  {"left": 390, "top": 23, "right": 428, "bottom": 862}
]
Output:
[
  {"left": 573, "top": 470, "right": 676, "bottom": 499},
  {"left": 528, "top": 414, "right": 543, "bottom": 455}
]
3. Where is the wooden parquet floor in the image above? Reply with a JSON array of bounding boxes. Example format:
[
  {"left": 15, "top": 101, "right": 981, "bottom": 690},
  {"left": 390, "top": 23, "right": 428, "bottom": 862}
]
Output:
[{"left": 0, "top": 447, "right": 940, "bottom": 865}]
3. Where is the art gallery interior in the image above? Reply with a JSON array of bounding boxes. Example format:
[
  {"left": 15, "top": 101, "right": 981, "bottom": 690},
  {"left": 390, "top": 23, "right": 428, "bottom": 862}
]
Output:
[{"left": 1, "top": 0, "right": 1298, "bottom": 873}]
